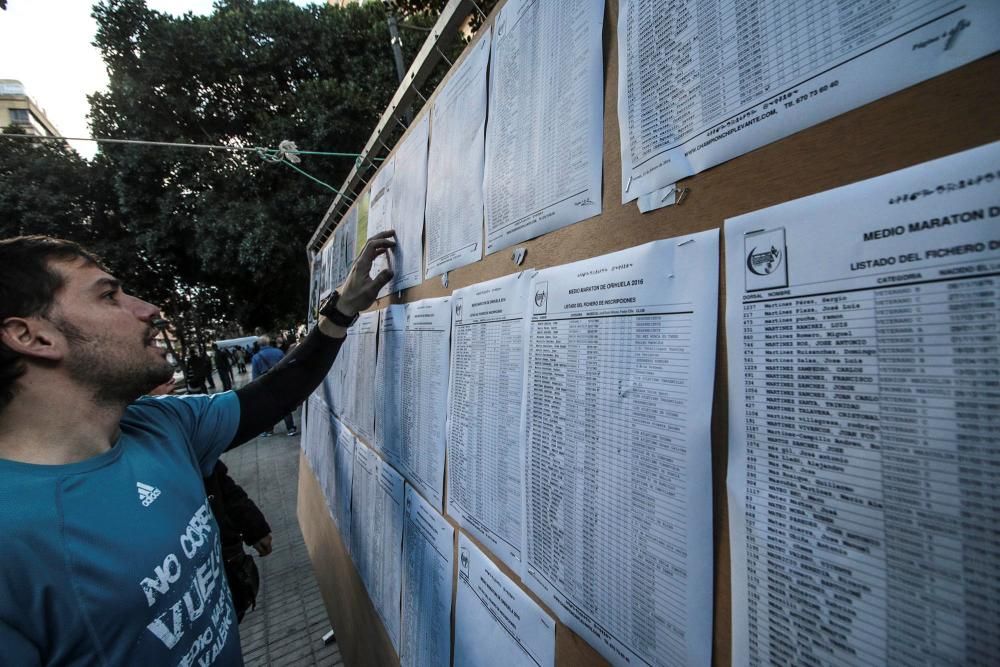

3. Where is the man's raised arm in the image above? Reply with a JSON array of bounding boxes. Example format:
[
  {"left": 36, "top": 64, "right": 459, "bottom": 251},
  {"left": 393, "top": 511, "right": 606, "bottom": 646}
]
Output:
[{"left": 229, "top": 231, "right": 395, "bottom": 448}]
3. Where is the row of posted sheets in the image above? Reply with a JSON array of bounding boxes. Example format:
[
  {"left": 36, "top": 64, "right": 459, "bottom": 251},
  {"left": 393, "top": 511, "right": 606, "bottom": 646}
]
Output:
[
  {"left": 618, "top": 0, "right": 1000, "bottom": 202},
  {"left": 725, "top": 141, "right": 1000, "bottom": 666},
  {"left": 314, "top": 0, "right": 1000, "bottom": 311},
  {"left": 306, "top": 143, "right": 999, "bottom": 667},
  {"left": 311, "top": 204, "right": 358, "bottom": 323},
  {"left": 316, "top": 234, "right": 722, "bottom": 667}
]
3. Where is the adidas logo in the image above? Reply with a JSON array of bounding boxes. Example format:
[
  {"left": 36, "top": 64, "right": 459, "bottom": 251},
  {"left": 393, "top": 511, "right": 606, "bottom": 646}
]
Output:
[{"left": 137, "top": 482, "right": 162, "bottom": 507}]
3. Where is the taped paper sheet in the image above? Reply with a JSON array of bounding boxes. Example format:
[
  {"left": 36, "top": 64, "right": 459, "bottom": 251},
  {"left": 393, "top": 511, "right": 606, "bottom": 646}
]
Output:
[
  {"left": 619, "top": 0, "right": 1000, "bottom": 202},
  {"left": 326, "top": 310, "right": 378, "bottom": 443},
  {"left": 332, "top": 417, "right": 355, "bottom": 548},
  {"left": 425, "top": 29, "right": 491, "bottom": 279},
  {"left": 484, "top": 0, "right": 604, "bottom": 253},
  {"left": 369, "top": 114, "right": 429, "bottom": 295},
  {"left": 455, "top": 533, "right": 555, "bottom": 667},
  {"left": 521, "top": 233, "right": 720, "bottom": 667},
  {"left": 446, "top": 271, "right": 534, "bottom": 571},
  {"left": 726, "top": 141, "right": 1000, "bottom": 666},
  {"left": 374, "top": 298, "right": 451, "bottom": 508},
  {"left": 400, "top": 484, "right": 455, "bottom": 667},
  {"left": 350, "top": 441, "right": 405, "bottom": 652}
]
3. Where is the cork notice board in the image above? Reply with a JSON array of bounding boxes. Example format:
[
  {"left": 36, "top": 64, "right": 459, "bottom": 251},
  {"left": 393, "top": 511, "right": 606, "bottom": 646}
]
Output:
[{"left": 297, "top": 1, "right": 1000, "bottom": 665}]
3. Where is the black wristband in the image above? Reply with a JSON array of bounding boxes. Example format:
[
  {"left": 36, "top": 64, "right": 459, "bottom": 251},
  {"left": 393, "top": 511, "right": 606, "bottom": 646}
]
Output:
[{"left": 319, "top": 291, "right": 359, "bottom": 328}]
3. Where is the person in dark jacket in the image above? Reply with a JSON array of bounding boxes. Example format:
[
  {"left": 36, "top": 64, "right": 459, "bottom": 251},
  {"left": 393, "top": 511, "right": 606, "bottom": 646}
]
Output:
[
  {"left": 213, "top": 345, "right": 234, "bottom": 391},
  {"left": 185, "top": 353, "right": 207, "bottom": 394},
  {"left": 204, "top": 460, "right": 273, "bottom": 623},
  {"left": 235, "top": 347, "right": 248, "bottom": 374},
  {"left": 252, "top": 335, "right": 297, "bottom": 436},
  {"left": 201, "top": 352, "right": 216, "bottom": 391}
]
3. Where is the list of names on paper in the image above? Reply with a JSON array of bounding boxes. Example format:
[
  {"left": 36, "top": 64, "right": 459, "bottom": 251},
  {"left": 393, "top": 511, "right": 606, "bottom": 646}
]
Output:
[{"left": 726, "top": 141, "right": 1000, "bottom": 665}]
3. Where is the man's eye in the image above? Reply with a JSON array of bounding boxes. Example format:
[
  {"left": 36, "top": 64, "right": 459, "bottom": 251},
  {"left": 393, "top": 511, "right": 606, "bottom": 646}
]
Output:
[{"left": 103, "top": 291, "right": 118, "bottom": 301}]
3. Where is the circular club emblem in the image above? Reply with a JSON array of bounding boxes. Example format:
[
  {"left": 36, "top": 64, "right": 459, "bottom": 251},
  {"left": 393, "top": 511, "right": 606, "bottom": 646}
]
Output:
[{"left": 746, "top": 245, "right": 782, "bottom": 276}]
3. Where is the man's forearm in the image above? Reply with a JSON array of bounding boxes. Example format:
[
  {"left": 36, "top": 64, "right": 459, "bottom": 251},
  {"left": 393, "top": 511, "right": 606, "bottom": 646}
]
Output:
[
  {"left": 228, "top": 229, "right": 396, "bottom": 447},
  {"left": 229, "top": 325, "right": 345, "bottom": 448}
]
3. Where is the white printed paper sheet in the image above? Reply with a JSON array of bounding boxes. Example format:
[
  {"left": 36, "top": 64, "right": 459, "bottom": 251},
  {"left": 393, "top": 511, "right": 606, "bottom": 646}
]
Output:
[
  {"left": 618, "top": 0, "right": 1000, "bottom": 203},
  {"left": 521, "top": 233, "right": 719, "bottom": 667},
  {"left": 350, "top": 441, "right": 405, "bottom": 652},
  {"left": 446, "top": 271, "right": 534, "bottom": 572},
  {"left": 326, "top": 310, "right": 379, "bottom": 443},
  {"left": 485, "top": 0, "right": 604, "bottom": 253},
  {"left": 400, "top": 484, "right": 455, "bottom": 667},
  {"left": 425, "top": 29, "right": 492, "bottom": 279},
  {"left": 332, "top": 417, "right": 356, "bottom": 548},
  {"left": 370, "top": 115, "right": 429, "bottom": 295},
  {"left": 374, "top": 304, "right": 406, "bottom": 466},
  {"left": 302, "top": 392, "right": 335, "bottom": 521},
  {"left": 726, "top": 141, "right": 1000, "bottom": 666},
  {"left": 455, "top": 533, "right": 556, "bottom": 667},
  {"left": 374, "top": 298, "right": 452, "bottom": 508}
]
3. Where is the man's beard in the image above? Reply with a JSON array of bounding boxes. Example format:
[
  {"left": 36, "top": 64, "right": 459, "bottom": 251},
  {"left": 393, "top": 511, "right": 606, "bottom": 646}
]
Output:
[{"left": 54, "top": 317, "right": 174, "bottom": 406}]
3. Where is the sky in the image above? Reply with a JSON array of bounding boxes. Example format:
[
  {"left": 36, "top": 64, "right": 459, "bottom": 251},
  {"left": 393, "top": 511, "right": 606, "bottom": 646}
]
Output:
[{"left": 0, "top": 0, "right": 316, "bottom": 159}]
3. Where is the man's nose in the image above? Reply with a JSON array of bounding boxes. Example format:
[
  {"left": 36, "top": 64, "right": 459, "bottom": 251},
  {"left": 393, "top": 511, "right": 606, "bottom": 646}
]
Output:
[{"left": 130, "top": 296, "right": 162, "bottom": 322}]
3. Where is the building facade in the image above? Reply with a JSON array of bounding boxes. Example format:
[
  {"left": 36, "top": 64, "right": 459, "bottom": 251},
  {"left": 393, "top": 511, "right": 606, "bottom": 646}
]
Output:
[{"left": 0, "top": 79, "right": 60, "bottom": 137}]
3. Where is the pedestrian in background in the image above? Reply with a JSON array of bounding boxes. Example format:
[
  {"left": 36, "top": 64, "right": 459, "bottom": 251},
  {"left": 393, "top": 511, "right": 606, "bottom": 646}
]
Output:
[
  {"left": 214, "top": 344, "right": 234, "bottom": 391},
  {"left": 186, "top": 352, "right": 207, "bottom": 394},
  {"left": 251, "top": 335, "right": 297, "bottom": 437}
]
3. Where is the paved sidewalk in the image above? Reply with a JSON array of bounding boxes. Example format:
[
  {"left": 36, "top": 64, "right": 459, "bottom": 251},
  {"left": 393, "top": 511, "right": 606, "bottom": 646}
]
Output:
[{"left": 219, "top": 405, "right": 344, "bottom": 667}]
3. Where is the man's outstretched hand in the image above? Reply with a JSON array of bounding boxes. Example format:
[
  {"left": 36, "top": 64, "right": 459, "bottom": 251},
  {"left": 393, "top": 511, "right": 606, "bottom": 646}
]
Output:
[{"left": 330, "top": 230, "right": 396, "bottom": 317}]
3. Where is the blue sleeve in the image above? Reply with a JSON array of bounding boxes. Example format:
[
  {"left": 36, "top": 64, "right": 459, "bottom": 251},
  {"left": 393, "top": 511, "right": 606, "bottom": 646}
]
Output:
[
  {"left": 251, "top": 356, "right": 262, "bottom": 379},
  {"left": 0, "top": 621, "right": 41, "bottom": 666},
  {"left": 139, "top": 392, "right": 241, "bottom": 476}
]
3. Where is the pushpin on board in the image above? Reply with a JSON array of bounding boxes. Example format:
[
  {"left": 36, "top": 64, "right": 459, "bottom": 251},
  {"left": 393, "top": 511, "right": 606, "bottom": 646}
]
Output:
[
  {"left": 441, "top": 272, "right": 449, "bottom": 288},
  {"left": 512, "top": 247, "right": 527, "bottom": 265}
]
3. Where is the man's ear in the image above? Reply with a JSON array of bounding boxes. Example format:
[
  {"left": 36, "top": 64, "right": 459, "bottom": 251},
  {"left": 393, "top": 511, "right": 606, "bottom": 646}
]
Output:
[{"left": 0, "top": 317, "right": 64, "bottom": 362}]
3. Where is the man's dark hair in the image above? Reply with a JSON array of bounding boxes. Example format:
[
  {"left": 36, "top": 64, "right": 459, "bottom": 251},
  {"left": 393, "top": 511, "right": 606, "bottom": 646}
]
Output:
[{"left": 0, "top": 236, "right": 105, "bottom": 411}]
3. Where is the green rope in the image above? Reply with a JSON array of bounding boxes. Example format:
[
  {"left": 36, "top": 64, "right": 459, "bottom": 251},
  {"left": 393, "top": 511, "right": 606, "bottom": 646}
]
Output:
[
  {"left": 255, "top": 147, "right": 352, "bottom": 200},
  {"left": 0, "top": 132, "right": 373, "bottom": 199},
  {"left": 0, "top": 132, "right": 384, "bottom": 161},
  {"left": 288, "top": 148, "right": 383, "bottom": 160},
  {"left": 281, "top": 159, "right": 352, "bottom": 199}
]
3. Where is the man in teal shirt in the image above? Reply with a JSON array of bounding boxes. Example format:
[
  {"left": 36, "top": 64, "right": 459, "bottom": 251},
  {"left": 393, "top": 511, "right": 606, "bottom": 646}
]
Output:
[{"left": 0, "top": 231, "right": 394, "bottom": 666}]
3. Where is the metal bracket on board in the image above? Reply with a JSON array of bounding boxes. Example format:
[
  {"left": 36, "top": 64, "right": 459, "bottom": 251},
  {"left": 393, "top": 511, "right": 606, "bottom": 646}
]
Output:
[
  {"left": 663, "top": 186, "right": 690, "bottom": 205},
  {"left": 441, "top": 272, "right": 449, "bottom": 288}
]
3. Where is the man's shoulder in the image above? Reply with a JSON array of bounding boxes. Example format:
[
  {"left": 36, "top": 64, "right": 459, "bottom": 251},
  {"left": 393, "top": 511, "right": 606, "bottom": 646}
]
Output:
[{"left": 123, "top": 393, "right": 239, "bottom": 431}]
